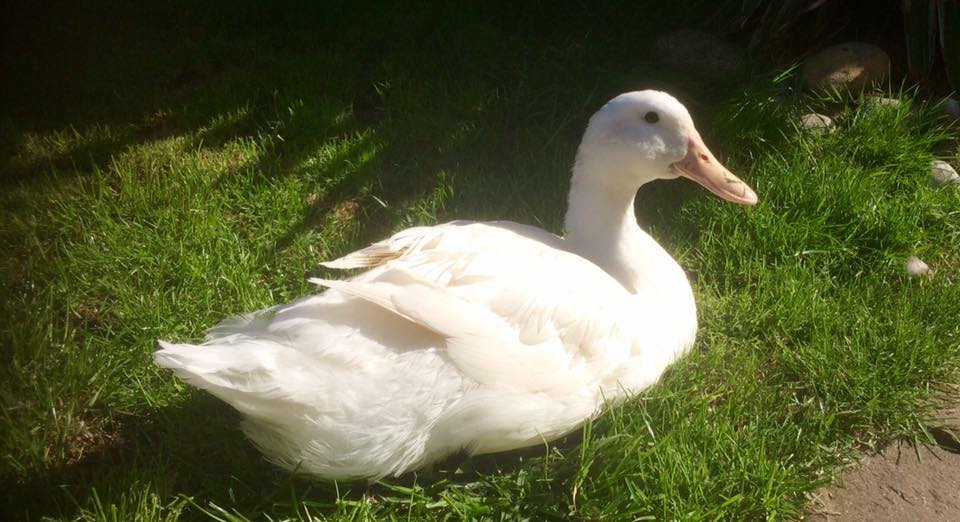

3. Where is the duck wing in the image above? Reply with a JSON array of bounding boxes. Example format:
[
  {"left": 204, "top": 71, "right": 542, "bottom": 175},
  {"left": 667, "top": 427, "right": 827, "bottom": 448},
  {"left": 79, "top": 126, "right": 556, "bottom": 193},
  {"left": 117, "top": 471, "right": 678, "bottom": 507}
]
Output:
[{"left": 313, "top": 221, "right": 643, "bottom": 397}]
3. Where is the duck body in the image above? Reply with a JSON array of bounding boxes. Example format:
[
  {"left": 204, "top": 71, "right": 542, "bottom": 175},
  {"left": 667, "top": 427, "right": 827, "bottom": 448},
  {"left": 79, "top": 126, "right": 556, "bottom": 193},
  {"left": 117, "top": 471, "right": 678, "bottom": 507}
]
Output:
[
  {"left": 156, "top": 91, "right": 756, "bottom": 480},
  {"left": 157, "top": 220, "right": 697, "bottom": 479}
]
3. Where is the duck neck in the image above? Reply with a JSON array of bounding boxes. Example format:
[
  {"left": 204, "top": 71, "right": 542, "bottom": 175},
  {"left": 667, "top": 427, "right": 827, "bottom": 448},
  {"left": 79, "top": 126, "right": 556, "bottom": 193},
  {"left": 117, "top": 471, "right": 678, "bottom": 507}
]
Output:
[{"left": 563, "top": 160, "right": 679, "bottom": 296}]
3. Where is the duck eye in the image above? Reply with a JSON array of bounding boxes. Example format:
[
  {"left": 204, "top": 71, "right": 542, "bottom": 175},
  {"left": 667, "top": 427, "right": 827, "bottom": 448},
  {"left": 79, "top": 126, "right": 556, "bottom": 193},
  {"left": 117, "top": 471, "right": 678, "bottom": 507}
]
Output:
[{"left": 644, "top": 111, "right": 659, "bottom": 124}]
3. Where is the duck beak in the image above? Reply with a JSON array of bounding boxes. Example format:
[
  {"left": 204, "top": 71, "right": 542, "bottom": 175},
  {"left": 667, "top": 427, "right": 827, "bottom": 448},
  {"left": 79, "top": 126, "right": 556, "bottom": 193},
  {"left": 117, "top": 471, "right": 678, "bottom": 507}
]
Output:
[{"left": 670, "top": 130, "right": 757, "bottom": 205}]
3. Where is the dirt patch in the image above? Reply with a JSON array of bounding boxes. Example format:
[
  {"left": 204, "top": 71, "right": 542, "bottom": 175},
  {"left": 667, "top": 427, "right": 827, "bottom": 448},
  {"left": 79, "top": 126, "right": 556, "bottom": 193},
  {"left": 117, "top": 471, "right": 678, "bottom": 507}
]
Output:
[
  {"left": 808, "top": 405, "right": 960, "bottom": 521},
  {"left": 62, "top": 413, "right": 125, "bottom": 467}
]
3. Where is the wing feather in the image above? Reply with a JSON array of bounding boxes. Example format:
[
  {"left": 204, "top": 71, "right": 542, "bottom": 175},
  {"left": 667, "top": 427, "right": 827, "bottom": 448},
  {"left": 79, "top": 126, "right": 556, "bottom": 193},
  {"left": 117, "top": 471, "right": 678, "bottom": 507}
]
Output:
[{"left": 314, "top": 222, "right": 639, "bottom": 395}]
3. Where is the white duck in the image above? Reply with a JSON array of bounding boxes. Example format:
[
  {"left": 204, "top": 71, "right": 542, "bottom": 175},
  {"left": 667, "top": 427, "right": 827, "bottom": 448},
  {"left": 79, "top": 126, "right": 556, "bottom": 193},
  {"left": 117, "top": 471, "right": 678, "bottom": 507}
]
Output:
[{"left": 155, "top": 90, "right": 756, "bottom": 480}]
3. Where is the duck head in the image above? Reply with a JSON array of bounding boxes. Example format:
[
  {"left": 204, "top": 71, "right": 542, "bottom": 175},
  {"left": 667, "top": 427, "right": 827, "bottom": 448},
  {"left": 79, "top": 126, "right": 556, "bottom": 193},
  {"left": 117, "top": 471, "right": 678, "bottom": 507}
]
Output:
[{"left": 574, "top": 90, "right": 757, "bottom": 205}]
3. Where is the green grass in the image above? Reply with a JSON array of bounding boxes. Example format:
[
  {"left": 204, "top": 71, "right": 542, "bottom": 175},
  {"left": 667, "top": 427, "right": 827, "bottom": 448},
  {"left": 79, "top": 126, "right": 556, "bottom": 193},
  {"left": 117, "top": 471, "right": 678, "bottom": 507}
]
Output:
[{"left": 3, "top": 1, "right": 960, "bottom": 520}]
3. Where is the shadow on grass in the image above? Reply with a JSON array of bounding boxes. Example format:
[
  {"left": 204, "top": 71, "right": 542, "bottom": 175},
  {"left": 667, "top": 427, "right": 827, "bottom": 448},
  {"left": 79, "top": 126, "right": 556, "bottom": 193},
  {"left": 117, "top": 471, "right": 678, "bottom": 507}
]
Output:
[
  {"left": 1, "top": 388, "right": 594, "bottom": 520},
  {"left": 1, "top": 0, "right": 749, "bottom": 183},
  {"left": 1, "top": 394, "right": 260, "bottom": 520}
]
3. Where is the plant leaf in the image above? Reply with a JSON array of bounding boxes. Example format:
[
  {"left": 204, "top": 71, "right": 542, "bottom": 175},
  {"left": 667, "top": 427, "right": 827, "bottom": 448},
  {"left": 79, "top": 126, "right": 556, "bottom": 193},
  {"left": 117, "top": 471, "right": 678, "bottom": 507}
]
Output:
[
  {"left": 940, "top": 0, "right": 960, "bottom": 90},
  {"left": 903, "top": 0, "right": 938, "bottom": 78},
  {"left": 740, "top": 0, "right": 767, "bottom": 24},
  {"left": 748, "top": 0, "right": 810, "bottom": 49}
]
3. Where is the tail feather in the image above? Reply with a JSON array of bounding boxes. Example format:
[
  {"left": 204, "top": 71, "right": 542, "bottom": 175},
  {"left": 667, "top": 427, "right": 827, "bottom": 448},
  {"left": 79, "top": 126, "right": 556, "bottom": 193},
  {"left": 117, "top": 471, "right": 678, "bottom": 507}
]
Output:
[
  {"left": 153, "top": 337, "right": 464, "bottom": 480},
  {"left": 154, "top": 340, "right": 259, "bottom": 379},
  {"left": 204, "top": 304, "right": 283, "bottom": 341},
  {"left": 154, "top": 340, "right": 309, "bottom": 398}
]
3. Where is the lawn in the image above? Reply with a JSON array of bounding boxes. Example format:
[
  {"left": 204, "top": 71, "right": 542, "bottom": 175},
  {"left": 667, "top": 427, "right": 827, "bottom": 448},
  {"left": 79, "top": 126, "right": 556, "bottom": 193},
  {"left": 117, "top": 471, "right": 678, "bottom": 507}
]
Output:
[{"left": 2, "top": 1, "right": 960, "bottom": 520}]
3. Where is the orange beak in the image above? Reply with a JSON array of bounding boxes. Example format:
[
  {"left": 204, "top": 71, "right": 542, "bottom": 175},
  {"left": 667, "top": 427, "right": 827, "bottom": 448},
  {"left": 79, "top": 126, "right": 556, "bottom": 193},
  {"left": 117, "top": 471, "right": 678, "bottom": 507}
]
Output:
[{"left": 670, "top": 130, "right": 757, "bottom": 206}]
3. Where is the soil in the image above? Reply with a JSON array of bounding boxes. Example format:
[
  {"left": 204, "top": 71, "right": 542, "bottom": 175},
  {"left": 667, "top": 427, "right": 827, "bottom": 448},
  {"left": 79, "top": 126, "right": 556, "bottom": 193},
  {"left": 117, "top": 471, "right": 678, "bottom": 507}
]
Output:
[{"left": 807, "top": 405, "right": 960, "bottom": 521}]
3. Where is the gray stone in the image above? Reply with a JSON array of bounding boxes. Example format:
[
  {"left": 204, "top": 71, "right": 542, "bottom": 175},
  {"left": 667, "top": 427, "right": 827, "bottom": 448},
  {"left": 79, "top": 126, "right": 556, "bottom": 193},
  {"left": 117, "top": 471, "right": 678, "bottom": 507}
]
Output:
[
  {"left": 941, "top": 97, "right": 960, "bottom": 120},
  {"left": 868, "top": 97, "right": 902, "bottom": 108},
  {"left": 862, "top": 96, "right": 904, "bottom": 116},
  {"left": 655, "top": 29, "right": 743, "bottom": 82},
  {"left": 800, "top": 113, "right": 834, "bottom": 131},
  {"left": 930, "top": 160, "right": 960, "bottom": 187},
  {"left": 801, "top": 42, "right": 890, "bottom": 91},
  {"left": 931, "top": 424, "right": 960, "bottom": 453},
  {"left": 905, "top": 256, "right": 929, "bottom": 278}
]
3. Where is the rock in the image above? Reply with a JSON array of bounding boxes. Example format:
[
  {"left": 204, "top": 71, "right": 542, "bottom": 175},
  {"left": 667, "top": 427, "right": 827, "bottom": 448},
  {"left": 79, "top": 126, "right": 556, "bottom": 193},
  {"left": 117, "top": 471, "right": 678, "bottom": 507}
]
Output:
[
  {"left": 800, "top": 42, "right": 890, "bottom": 91},
  {"left": 655, "top": 29, "right": 743, "bottom": 82},
  {"left": 930, "top": 160, "right": 960, "bottom": 187},
  {"left": 931, "top": 424, "right": 960, "bottom": 453},
  {"left": 862, "top": 96, "right": 904, "bottom": 116},
  {"left": 799, "top": 113, "right": 834, "bottom": 131},
  {"left": 931, "top": 404, "right": 960, "bottom": 453},
  {"left": 941, "top": 97, "right": 960, "bottom": 120},
  {"left": 867, "top": 97, "right": 901, "bottom": 108},
  {"left": 905, "top": 256, "right": 929, "bottom": 277}
]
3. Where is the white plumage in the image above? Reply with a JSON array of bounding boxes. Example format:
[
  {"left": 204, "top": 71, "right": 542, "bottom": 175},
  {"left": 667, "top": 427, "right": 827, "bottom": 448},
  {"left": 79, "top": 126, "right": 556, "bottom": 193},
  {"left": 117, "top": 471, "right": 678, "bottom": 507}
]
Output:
[{"left": 155, "top": 90, "right": 757, "bottom": 480}]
